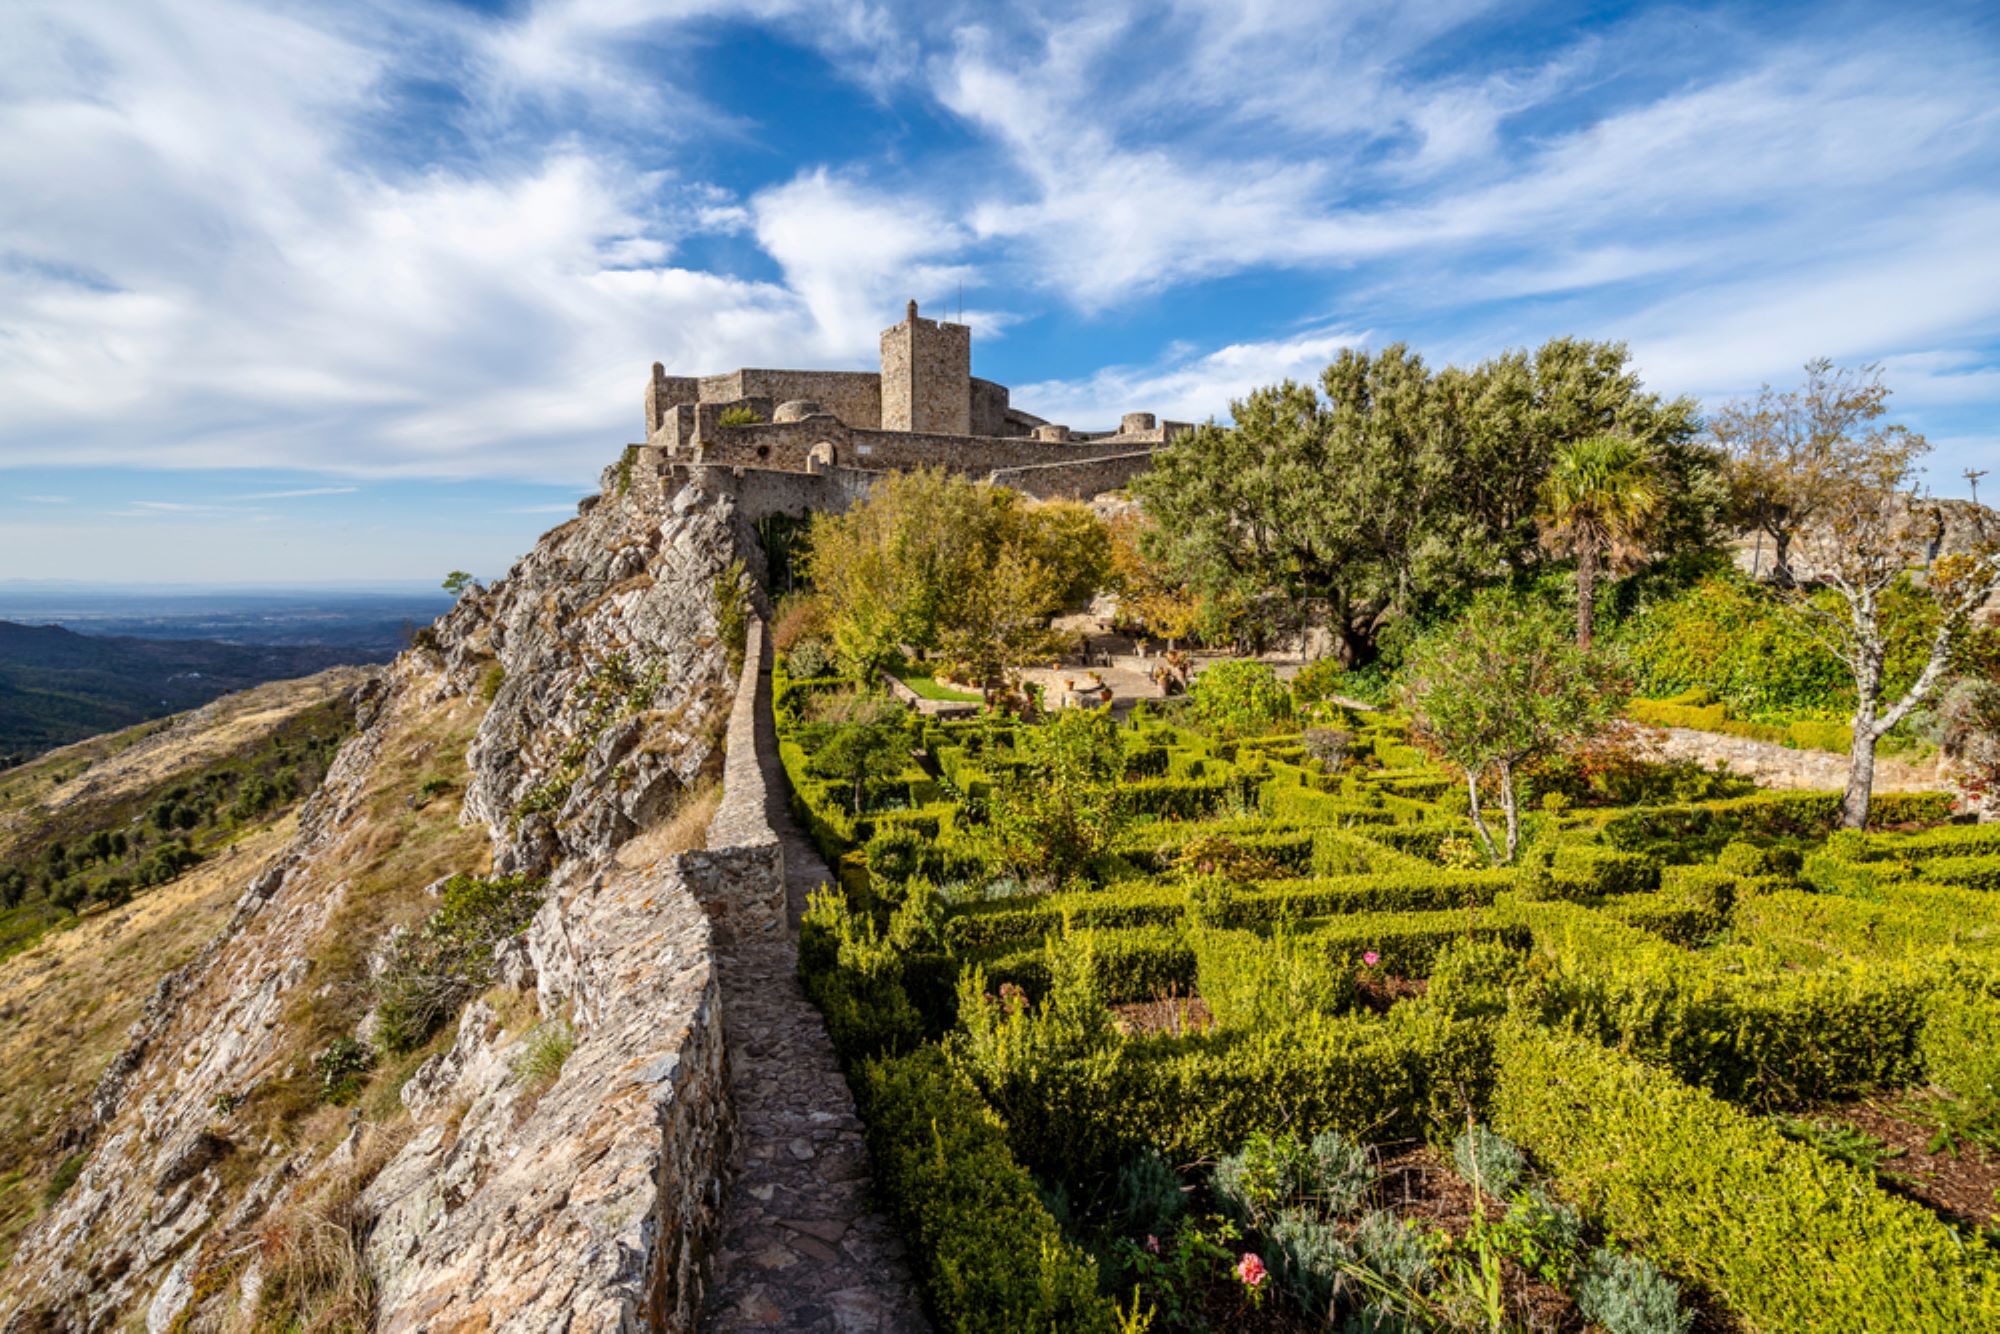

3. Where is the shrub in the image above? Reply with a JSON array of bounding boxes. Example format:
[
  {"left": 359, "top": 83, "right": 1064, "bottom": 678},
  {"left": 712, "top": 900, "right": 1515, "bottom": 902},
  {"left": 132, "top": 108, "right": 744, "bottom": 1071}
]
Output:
[
  {"left": 1427, "top": 937, "right": 1527, "bottom": 1018},
  {"left": 1112, "top": 1147, "right": 1186, "bottom": 1236},
  {"left": 374, "top": 873, "right": 546, "bottom": 1054},
  {"left": 717, "top": 405, "right": 764, "bottom": 426},
  {"left": 1291, "top": 657, "right": 1348, "bottom": 706},
  {"left": 1920, "top": 986, "right": 2000, "bottom": 1116},
  {"left": 1189, "top": 660, "right": 1293, "bottom": 737},
  {"left": 1268, "top": 1209, "right": 1351, "bottom": 1319},
  {"left": 1492, "top": 1024, "right": 2000, "bottom": 1333},
  {"left": 987, "top": 708, "right": 1128, "bottom": 889},
  {"left": 1574, "top": 1248, "right": 1692, "bottom": 1334},
  {"left": 853, "top": 1047, "right": 1118, "bottom": 1332},
  {"left": 1921, "top": 854, "right": 2000, "bottom": 892},
  {"left": 314, "top": 1036, "right": 376, "bottom": 1105},
  {"left": 1451, "top": 1124, "right": 1525, "bottom": 1199}
]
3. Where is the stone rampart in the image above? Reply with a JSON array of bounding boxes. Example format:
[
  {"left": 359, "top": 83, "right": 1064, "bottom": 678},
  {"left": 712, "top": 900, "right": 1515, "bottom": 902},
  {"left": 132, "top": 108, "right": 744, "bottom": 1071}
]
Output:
[
  {"left": 690, "top": 617, "right": 786, "bottom": 942},
  {"left": 360, "top": 611, "right": 794, "bottom": 1331},
  {"left": 987, "top": 449, "right": 1157, "bottom": 500},
  {"left": 693, "top": 418, "right": 1157, "bottom": 475}
]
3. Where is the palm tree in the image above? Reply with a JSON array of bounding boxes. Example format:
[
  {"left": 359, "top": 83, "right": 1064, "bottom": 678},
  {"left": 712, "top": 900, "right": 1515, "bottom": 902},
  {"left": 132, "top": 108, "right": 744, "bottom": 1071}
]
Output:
[{"left": 1538, "top": 435, "right": 1662, "bottom": 649}]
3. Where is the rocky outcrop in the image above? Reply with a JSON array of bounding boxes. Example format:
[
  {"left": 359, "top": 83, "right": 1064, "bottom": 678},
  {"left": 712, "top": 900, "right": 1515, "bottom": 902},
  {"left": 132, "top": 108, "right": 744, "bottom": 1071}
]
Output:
[
  {"left": 0, "top": 467, "right": 757, "bottom": 1331},
  {"left": 360, "top": 853, "right": 732, "bottom": 1331},
  {"left": 453, "top": 472, "right": 748, "bottom": 871}
]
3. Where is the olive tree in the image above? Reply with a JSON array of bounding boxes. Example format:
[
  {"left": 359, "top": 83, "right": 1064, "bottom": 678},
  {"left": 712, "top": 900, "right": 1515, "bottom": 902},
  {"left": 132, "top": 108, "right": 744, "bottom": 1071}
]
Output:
[
  {"left": 1399, "top": 592, "right": 1625, "bottom": 863},
  {"left": 1774, "top": 416, "right": 2000, "bottom": 827}
]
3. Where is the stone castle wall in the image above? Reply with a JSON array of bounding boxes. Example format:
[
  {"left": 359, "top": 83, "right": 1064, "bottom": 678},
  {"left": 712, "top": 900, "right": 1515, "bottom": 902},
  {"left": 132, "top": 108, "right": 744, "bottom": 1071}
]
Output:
[
  {"left": 880, "top": 306, "right": 971, "bottom": 434},
  {"left": 685, "top": 417, "right": 1162, "bottom": 475}
]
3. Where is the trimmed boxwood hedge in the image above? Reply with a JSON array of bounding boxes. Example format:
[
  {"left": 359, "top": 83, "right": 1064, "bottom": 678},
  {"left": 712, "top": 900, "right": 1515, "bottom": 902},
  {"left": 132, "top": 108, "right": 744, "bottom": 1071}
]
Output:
[
  {"left": 1519, "top": 899, "right": 1935, "bottom": 1105},
  {"left": 855, "top": 1047, "right": 1120, "bottom": 1332},
  {"left": 1492, "top": 1024, "right": 2000, "bottom": 1333}
]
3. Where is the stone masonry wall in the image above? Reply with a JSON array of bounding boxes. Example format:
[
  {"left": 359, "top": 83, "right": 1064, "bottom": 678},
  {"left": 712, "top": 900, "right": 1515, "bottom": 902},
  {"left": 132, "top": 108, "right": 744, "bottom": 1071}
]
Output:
[
  {"left": 360, "top": 600, "right": 794, "bottom": 1331},
  {"left": 880, "top": 307, "right": 970, "bottom": 435},
  {"left": 691, "top": 419, "right": 1155, "bottom": 475},
  {"left": 988, "top": 449, "right": 1158, "bottom": 500}
]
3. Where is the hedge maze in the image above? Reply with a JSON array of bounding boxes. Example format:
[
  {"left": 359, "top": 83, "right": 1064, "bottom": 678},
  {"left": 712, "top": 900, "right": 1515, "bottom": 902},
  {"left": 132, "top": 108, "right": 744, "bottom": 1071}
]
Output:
[{"left": 776, "top": 664, "right": 2000, "bottom": 1333}]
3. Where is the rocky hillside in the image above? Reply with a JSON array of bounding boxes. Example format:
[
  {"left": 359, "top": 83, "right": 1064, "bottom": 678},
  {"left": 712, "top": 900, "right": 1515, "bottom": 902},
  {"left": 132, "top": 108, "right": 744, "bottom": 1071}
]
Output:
[{"left": 0, "top": 465, "right": 753, "bottom": 1330}]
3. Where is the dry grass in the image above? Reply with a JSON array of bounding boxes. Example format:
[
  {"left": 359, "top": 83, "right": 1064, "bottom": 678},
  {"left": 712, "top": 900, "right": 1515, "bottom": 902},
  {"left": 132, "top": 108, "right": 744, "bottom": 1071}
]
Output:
[
  {"left": 253, "top": 681, "right": 491, "bottom": 1142},
  {"left": 615, "top": 779, "right": 721, "bottom": 868},
  {"left": 0, "top": 817, "right": 299, "bottom": 1266},
  {"left": 231, "top": 1122, "right": 410, "bottom": 1334}
]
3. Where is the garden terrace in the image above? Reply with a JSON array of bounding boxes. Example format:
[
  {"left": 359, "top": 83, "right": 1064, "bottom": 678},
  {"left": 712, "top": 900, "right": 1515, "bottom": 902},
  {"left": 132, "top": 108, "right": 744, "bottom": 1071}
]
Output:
[{"left": 772, "top": 658, "right": 2000, "bottom": 1333}]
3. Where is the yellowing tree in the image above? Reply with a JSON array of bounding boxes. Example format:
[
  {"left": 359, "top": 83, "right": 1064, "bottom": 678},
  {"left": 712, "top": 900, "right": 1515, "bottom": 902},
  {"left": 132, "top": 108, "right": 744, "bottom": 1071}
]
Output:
[{"left": 803, "top": 469, "right": 1109, "bottom": 693}]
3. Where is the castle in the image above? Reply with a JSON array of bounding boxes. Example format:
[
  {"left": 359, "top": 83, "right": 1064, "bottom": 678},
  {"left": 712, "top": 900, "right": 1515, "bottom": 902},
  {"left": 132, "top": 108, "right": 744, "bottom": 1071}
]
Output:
[{"left": 630, "top": 301, "right": 1188, "bottom": 518}]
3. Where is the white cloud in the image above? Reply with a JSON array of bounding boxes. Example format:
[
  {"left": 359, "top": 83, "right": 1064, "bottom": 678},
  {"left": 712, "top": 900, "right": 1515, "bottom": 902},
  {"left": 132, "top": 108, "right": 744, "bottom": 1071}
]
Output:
[
  {"left": 751, "top": 169, "right": 974, "bottom": 358},
  {"left": 235, "top": 486, "right": 361, "bottom": 499},
  {"left": 1015, "top": 327, "right": 1369, "bottom": 426}
]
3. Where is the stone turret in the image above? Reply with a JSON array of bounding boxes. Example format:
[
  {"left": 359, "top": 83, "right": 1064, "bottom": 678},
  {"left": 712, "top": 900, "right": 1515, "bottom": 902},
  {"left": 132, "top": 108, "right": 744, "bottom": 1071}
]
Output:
[{"left": 879, "top": 299, "right": 971, "bottom": 435}]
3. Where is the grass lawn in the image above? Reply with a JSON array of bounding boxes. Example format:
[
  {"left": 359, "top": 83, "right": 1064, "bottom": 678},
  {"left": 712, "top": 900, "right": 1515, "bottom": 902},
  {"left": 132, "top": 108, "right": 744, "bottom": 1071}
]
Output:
[{"left": 889, "top": 662, "right": 983, "bottom": 703}]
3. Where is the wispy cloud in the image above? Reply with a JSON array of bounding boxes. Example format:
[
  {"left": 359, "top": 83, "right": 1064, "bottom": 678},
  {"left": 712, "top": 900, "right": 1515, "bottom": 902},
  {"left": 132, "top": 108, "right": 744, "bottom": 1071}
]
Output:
[
  {"left": 235, "top": 485, "right": 359, "bottom": 500},
  {"left": 0, "top": 0, "right": 1995, "bottom": 524}
]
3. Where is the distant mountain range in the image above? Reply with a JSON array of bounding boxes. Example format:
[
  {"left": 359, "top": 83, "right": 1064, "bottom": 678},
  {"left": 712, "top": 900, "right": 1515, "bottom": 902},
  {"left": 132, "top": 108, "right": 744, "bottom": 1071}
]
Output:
[{"left": 0, "top": 620, "right": 388, "bottom": 767}]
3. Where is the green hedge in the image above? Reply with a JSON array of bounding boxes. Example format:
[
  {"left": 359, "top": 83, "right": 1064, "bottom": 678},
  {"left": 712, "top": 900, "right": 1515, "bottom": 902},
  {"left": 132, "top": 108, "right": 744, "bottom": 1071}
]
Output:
[
  {"left": 1921, "top": 854, "right": 2000, "bottom": 892},
  {"left": 854, "top": 1048, "right": 1119, "bottom": 1332},
  {"left": 1518, "top": 901, "right": 1931, "bottom": 1105},
  {"left": 945, "top": 883, "right": 1186, "bottom": 950},
  {"left": 978, "top": 1006, "right": 1490, "bottom": 1175},
  {"left": 1117, "top": 1007, "right": 1491, "bottom": 1160},
  {"left": 1551, "top": 843, "right": 1661, "bottom": 896},
  {"left": 1921, "top": 985, "right": 2000, "bottom": 1111},
  {"left": 1492, "top": 1025, "right": 2000, "bottom": 1333},
  {"left": 1214, "top": 869, "right": 1514, "bottom": 926},
  {"left": 972, "top": 925, "right": 1196, "bottom": 1003},
  {"left": 1853, "top": 822, "right": 2000, "bottom": 862},
  {"left": 1601, "top": 790, "right": 1956, "bottom": 860}
]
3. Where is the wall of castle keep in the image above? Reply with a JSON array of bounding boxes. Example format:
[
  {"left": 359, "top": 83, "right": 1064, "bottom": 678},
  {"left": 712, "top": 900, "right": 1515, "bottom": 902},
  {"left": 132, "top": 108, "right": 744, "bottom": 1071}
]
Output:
[
  {"left": 987, "top": 450, "right": 1159, "bottom": 500},
  {"left": 881, "top": 308, "right": 971, "bottom": 434}
]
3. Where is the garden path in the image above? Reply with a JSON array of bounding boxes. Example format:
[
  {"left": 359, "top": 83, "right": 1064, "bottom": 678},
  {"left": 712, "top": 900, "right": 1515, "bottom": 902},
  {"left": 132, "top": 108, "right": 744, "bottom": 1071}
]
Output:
[{"left": 697, "top": 670, "right": 928, "bottom": 1332}]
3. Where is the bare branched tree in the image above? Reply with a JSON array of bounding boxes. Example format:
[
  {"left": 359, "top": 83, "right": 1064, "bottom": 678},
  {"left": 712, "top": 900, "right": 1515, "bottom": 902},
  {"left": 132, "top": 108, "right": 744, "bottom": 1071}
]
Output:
[
  {"left": 1715, "top": 359, "right": 1918, "bottom": 585},
  {"left": 1774, "top": 380, "right": 2000, "bottom": 827}
]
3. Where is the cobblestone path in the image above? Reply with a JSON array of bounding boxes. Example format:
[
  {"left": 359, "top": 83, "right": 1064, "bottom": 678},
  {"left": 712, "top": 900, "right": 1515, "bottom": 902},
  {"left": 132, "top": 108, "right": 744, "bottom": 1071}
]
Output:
[{"left": 698, "top": 689, "right": 928, "bottom": 1332}]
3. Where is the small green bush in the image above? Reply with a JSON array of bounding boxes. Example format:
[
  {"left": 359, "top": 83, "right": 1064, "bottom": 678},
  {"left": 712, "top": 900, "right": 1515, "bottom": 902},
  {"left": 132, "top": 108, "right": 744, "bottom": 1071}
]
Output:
[
  {"left": 375, "top": 873, "right": 546, "bottom": 1054},
  {"left": 717, "top": 405, "right": 765, "bottom": 426},
  {"left": 1188, "top": 659, "right": 1294, "bottom": 738},
  {"left": 1574, "top": 1247, "right": 1693, "bottom": 1334}
]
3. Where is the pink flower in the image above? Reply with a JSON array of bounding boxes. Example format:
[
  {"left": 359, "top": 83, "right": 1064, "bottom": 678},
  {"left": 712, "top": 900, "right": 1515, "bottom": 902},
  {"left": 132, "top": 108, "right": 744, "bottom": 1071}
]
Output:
[
  {"left": 1145, "top": 1235, "right": 1160, "bottom": 1255},
  {"left": 1235, "top": 1252, "right": 1267, "bottom": 1288},
  {"left": 1362, "top": 951, "right": 1381, "bottom": 967}
]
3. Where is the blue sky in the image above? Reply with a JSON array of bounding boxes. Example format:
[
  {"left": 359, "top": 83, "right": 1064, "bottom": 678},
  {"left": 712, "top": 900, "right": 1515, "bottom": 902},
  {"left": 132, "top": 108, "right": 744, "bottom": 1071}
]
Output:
[{"left": 3, "top": 0, "right": 1997, "bottom": 584}]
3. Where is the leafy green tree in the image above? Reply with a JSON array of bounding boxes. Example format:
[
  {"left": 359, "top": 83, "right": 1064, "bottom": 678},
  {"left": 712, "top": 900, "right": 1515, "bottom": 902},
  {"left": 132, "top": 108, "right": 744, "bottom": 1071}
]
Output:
[
  {"left": 988, "top": 708, "right": 1127, "bottom": 889},
  {"left": 442, "top": 570, "right": 474, "bottom": 596},
  {"left": 805, "top": 716, "right": 910, "bottom": 815},
  {"left": 1133, "top": 340, "right": 1712, "bottom": 666},
  {"left": 1538, "top": 435, "right": 1662, "bottom": 649},
  {"left": 1400, "top": 592, "right": 1625, "bottom": 862}
]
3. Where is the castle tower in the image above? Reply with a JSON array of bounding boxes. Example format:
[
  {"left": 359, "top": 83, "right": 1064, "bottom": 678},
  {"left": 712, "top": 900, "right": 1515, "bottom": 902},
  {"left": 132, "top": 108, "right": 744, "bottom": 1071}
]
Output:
[{"left": 879, "top": 299, "right": 971, "bottom": 435}]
